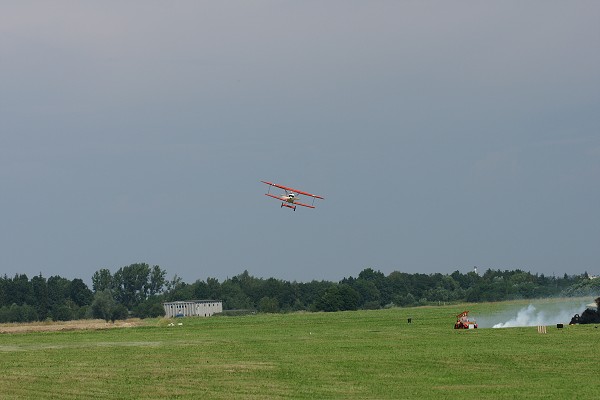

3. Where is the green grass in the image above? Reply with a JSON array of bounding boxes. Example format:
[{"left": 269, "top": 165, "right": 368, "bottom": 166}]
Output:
[{"left": 1, "top": 300, "right": 599, "bottom": 399}]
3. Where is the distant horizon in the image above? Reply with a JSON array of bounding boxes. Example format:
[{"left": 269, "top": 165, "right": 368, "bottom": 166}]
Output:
[{"left": 6, "top": 264, "right": 596, "bottom": 287}]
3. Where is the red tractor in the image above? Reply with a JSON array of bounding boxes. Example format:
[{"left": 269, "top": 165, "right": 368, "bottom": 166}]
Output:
[{"left": 454, "top": 310, "right": 478, "bottom": 329}]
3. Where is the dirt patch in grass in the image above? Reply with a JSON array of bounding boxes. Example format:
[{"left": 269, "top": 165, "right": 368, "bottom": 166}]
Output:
[{"left": 0, "top": 319, "right": 145, "bottom": 334}]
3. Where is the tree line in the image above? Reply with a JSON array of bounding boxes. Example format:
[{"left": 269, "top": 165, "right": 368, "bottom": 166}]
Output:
[{"left": 1, "top": 263, "right": 598, "bottom": 323}]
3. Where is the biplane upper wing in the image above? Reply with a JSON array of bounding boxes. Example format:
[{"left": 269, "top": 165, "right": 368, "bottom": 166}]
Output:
[{"left": 261, "top": 181, "right": 324, "bottom": 199}]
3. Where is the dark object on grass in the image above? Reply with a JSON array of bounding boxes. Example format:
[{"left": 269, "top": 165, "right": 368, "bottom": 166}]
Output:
[{"left": 569, "top": 297, "right": 600, "bottom": 325}]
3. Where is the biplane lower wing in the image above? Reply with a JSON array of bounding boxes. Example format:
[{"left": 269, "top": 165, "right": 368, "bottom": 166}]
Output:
[
  {"left": 292, "top": 201, "right": 315, "bottom": 209},
  {"left": 265, "top": 193, "right": 284, "bottom": 201},
  {"left": 264, "top": 194, "right": 314, "bottom": 208}
]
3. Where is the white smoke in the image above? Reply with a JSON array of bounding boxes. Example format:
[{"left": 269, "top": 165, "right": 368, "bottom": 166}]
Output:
[{"left": 491, "top": 303, "right": 584, "bottom": 328}]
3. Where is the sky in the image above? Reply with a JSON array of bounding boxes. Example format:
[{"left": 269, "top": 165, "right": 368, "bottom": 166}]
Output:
[{"left": 1, "top": 1, "right": 599, "bottom": 285}]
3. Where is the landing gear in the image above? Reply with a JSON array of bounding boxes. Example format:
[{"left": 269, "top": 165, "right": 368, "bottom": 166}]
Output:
[{"left": 280, "top": 203, "right": 296, "bottom": 211}]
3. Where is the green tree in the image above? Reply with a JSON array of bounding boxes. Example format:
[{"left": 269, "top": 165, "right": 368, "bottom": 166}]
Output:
[
  {"left": 165, "top": 275, "right": 194, "bottom": 301},
  {"left": 91, "top": 290, "right": 116, "bottom": 322},
  {"left": 149, "top": 265, "right": 167, "bottom": 295},
  {"left": 51, "top": 303, "right": 74, "bottom": 321},
  {"left": 11, "top": 274, "right": 34, "bottom": 306},
  {"left": 133, "top": 296, "right": 165, "bottom": 318},
  {"left": 192, "top": 280, "right": 210, "bottom": 299},
  {"left": 221, "top": 279, "right": 253, "bottom": 309},
  {"left": 0, "top": 306, "right": 9, "bottom": 322},
  {"left": 301, "top": 281, "right": 334, "bottom": 311},
  {"left": 465, "top": 287, "right": 482, "bottom": 302},
  {"left": 0, "top": 276, "right": 7, "bottom": 307},
  {"left": 351, "top": 279, "right": 381, "bottom": 307},
  {"left": 338, "top": 284, "right": 361, "bottom": 311},
  {"left": 31, "top": 274, "right": 50, "bottom": 320},
  {"left": 69, "top": 278, "right": 93, "bottom": 307},
  {"left": 110, "top": 304, "right": 129, "bottom": 322},
  {"left": 258, "top": 296, "right": 279, "bottom": 313},
  {"left": 92, "top": 268, "right": 113, "bottom": 292},
  {"left": 395, "top": 293, "right": 416, "bottom": 307},
  {"left": 2, "top": 304, "right": 38, "bottom": 322},
  {"left": 358, "top": 268, "right": 385, "bottom": 282},
  {"left": 206, "top": 277, "right": 221, "bottom": 299},
  {"left": 113, "top": 263, "right": 151, "bottom": 310},
  {"left": 315, "top": 285, "right": 343, "bottom": 312},
  {"left": 315, "top": 284, "right": 360, "bottom": 312},
  {"left": 47, "top": 276, "right": 71, "bottom": 308},
  {"left": 22, "top": 304, "right": 39, "bottom": 322}
]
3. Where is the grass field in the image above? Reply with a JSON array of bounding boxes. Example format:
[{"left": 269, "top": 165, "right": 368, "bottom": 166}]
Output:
[{"left": 1, "top": 300, "right": 598, "bottom": 399}]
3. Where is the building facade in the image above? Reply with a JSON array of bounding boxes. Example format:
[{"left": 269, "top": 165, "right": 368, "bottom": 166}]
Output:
[{"left": 163, "top": 300, "right": 223, "bottom": 318}]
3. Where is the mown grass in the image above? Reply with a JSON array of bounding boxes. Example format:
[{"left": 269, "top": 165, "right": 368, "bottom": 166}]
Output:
[{"left": 0, "top": 300, "right": 598, "bottom": 399}]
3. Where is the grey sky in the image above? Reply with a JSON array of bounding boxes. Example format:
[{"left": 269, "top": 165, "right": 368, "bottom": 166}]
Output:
[{"left": 1, "top": 2, "right": 598, "bottom": 285}]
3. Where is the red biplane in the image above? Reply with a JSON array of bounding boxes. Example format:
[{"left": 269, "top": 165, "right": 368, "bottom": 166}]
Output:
[{"left": 261, "top": 181, "right": 324, "bottom": 211}]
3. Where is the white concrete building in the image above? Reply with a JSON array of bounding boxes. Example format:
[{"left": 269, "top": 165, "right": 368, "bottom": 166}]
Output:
[{"left": 163, "top": 300, "right": 223, "bottom": 318}]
